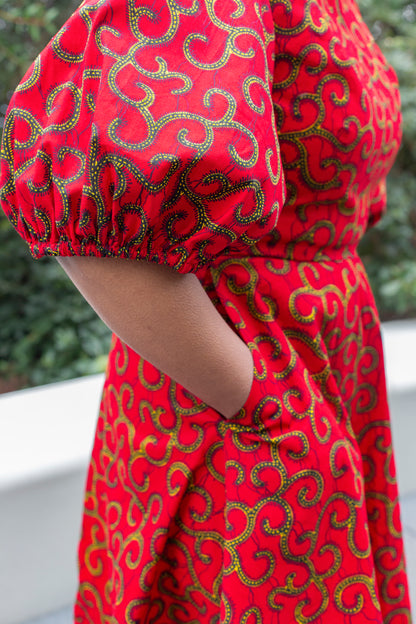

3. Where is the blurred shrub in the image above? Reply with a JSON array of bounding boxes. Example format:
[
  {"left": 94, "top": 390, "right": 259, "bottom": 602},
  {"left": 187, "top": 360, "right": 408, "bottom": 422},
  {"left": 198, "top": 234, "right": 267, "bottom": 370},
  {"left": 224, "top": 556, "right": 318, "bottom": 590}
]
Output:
[
  {"left": 0, "top": 0, "right": 415, "bottom": 389},
  {"left": 0, "top": 218, "right": 111, "bottom": 388}
]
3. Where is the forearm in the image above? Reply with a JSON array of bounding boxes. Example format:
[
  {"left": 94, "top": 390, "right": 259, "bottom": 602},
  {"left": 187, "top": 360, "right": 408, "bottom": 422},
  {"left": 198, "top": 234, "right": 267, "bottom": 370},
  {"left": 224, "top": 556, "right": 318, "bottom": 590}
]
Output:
[{"left": 57, "top": 257, "right": 253, "bottom": 418}]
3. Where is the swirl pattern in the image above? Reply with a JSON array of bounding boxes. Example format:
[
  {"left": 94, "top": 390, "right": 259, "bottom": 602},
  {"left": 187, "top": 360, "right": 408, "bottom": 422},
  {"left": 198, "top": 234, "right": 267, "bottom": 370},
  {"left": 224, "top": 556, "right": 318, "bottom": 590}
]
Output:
[
  {"left": 0, "top": 0, "right": 412, "bottom": 622},
  {"left": 0, "top": 0, "right": 284, "bottom": 273}
]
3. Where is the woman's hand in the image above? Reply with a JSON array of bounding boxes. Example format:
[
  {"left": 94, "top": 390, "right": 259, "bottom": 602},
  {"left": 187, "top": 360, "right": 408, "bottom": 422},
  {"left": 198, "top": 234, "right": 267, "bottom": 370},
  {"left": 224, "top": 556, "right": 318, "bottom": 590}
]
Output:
[{"left": 57, "top": 257, "right": 254, "bottom": 419}]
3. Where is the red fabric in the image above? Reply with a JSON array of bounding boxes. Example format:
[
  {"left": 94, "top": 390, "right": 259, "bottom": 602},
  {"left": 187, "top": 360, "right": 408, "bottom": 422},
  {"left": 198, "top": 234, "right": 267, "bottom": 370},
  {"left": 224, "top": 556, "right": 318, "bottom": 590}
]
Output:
[
  {"left": 0, "top": 0, "right": 412, "bottom": 622},
  {"left": 0, "top": 0, "right": 283, "bottom": 272}
]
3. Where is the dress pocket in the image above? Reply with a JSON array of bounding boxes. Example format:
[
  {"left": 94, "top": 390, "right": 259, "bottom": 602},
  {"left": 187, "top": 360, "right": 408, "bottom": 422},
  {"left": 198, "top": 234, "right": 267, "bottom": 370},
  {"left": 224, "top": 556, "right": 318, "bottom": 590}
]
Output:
[{"left": 227, "top": 351, "right": 282, "bottom": 429}]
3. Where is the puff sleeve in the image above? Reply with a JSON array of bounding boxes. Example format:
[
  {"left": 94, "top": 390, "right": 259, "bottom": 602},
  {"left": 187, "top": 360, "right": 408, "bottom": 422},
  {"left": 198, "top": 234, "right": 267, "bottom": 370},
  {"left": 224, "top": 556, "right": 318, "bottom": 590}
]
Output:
[{"left": 0, "top": 0, "right": 285, "bottom": 275}]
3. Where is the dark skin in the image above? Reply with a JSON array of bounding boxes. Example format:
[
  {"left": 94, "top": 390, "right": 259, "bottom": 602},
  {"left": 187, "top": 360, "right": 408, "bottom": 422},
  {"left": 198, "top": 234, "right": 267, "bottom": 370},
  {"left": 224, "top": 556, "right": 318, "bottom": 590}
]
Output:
[{"left": 57, "top": 256, "right": 254, "bottom": 419}]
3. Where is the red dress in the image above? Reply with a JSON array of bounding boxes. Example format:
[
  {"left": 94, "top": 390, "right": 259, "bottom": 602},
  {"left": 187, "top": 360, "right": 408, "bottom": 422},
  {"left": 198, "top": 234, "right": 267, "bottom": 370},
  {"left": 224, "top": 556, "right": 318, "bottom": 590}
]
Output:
[{"left": 0, "top": 0, "right": 412, "bottom": 621}]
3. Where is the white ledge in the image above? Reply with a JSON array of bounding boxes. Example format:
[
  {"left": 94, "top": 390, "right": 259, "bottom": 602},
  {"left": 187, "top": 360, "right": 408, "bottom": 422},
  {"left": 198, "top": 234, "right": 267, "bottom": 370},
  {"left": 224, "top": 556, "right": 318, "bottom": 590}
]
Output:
[
  {"left": 382, "top": 319, "right": 416, "bottom": 393},
  {"left": 0, "top": 373, "right": 104, "bottom": 492}
]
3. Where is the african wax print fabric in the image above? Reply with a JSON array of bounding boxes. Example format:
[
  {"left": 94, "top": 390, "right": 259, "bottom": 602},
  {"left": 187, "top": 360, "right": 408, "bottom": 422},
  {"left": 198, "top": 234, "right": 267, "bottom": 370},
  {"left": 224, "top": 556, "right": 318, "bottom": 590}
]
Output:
[{"left": 0, "top": 0, "right": 412, "bottom": 622}]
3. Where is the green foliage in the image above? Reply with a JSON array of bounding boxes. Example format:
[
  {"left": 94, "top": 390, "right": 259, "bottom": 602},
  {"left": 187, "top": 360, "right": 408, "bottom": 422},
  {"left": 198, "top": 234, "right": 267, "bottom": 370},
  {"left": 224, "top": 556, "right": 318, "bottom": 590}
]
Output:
[
  {"left": 0, "top": 221, "right": 111, "bottom": 387},
  {"left": 0, "top": 0, "right": 415, "bottom": 389}
]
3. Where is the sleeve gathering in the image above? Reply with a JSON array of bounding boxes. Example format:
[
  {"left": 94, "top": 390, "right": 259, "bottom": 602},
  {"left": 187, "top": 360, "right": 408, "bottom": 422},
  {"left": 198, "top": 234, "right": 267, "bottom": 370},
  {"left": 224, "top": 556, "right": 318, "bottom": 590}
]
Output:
[{"left": 0, "top": 0, "right": 285, "bottom": 274}]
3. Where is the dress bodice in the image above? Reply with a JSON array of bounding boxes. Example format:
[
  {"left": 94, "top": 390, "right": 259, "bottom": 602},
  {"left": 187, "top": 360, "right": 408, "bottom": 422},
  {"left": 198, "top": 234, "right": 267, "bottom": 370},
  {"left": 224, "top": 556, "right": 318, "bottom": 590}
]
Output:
[{"left": 250, "top": 0, "right": 402, "bottom": 262}]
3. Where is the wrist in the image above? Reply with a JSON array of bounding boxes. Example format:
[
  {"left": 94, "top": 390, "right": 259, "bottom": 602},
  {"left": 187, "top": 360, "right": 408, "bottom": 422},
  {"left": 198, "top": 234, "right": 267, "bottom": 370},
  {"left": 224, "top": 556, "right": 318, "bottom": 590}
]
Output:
[{"left": 215, "top": 345, "right": 254, "bottom": 419}]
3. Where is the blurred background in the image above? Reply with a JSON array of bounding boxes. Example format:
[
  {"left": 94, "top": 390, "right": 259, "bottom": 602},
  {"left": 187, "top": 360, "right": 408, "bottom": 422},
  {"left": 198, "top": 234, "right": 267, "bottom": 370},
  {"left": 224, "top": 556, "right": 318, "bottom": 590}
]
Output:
[
  {"left": 0, "top": 0, "right": 416, "bottom": 393},
  {"left": 0, "top": 1, "right": 415, "bottom": 622}
]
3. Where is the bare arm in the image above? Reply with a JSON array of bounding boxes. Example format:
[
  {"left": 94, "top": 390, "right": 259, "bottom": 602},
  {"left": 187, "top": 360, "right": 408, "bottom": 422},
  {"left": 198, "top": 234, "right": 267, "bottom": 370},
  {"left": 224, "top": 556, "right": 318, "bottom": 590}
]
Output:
[{"left": 57, "top": 257, "right": 253, "bottom": 419}]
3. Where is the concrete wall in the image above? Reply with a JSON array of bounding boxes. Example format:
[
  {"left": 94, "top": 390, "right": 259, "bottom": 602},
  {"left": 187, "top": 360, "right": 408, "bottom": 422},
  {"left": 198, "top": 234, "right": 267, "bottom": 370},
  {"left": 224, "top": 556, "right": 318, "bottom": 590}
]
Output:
[{"left": 0, "top": 376, "right": 102, "bottom": 624}]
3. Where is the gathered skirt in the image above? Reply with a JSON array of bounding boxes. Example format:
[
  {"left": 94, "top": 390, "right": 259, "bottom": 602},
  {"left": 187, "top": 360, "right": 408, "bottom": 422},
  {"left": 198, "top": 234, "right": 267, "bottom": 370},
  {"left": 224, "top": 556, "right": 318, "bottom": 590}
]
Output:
[{"left": 74, "top": 252, "right": 412, "bottom": 623}]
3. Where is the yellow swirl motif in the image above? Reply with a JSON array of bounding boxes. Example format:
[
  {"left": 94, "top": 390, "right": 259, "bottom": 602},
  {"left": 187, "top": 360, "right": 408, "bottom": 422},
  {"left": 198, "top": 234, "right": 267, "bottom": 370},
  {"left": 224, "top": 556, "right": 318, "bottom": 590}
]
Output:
[{"left": 0, "top": 0, "right": 411, "bottom": 621}]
